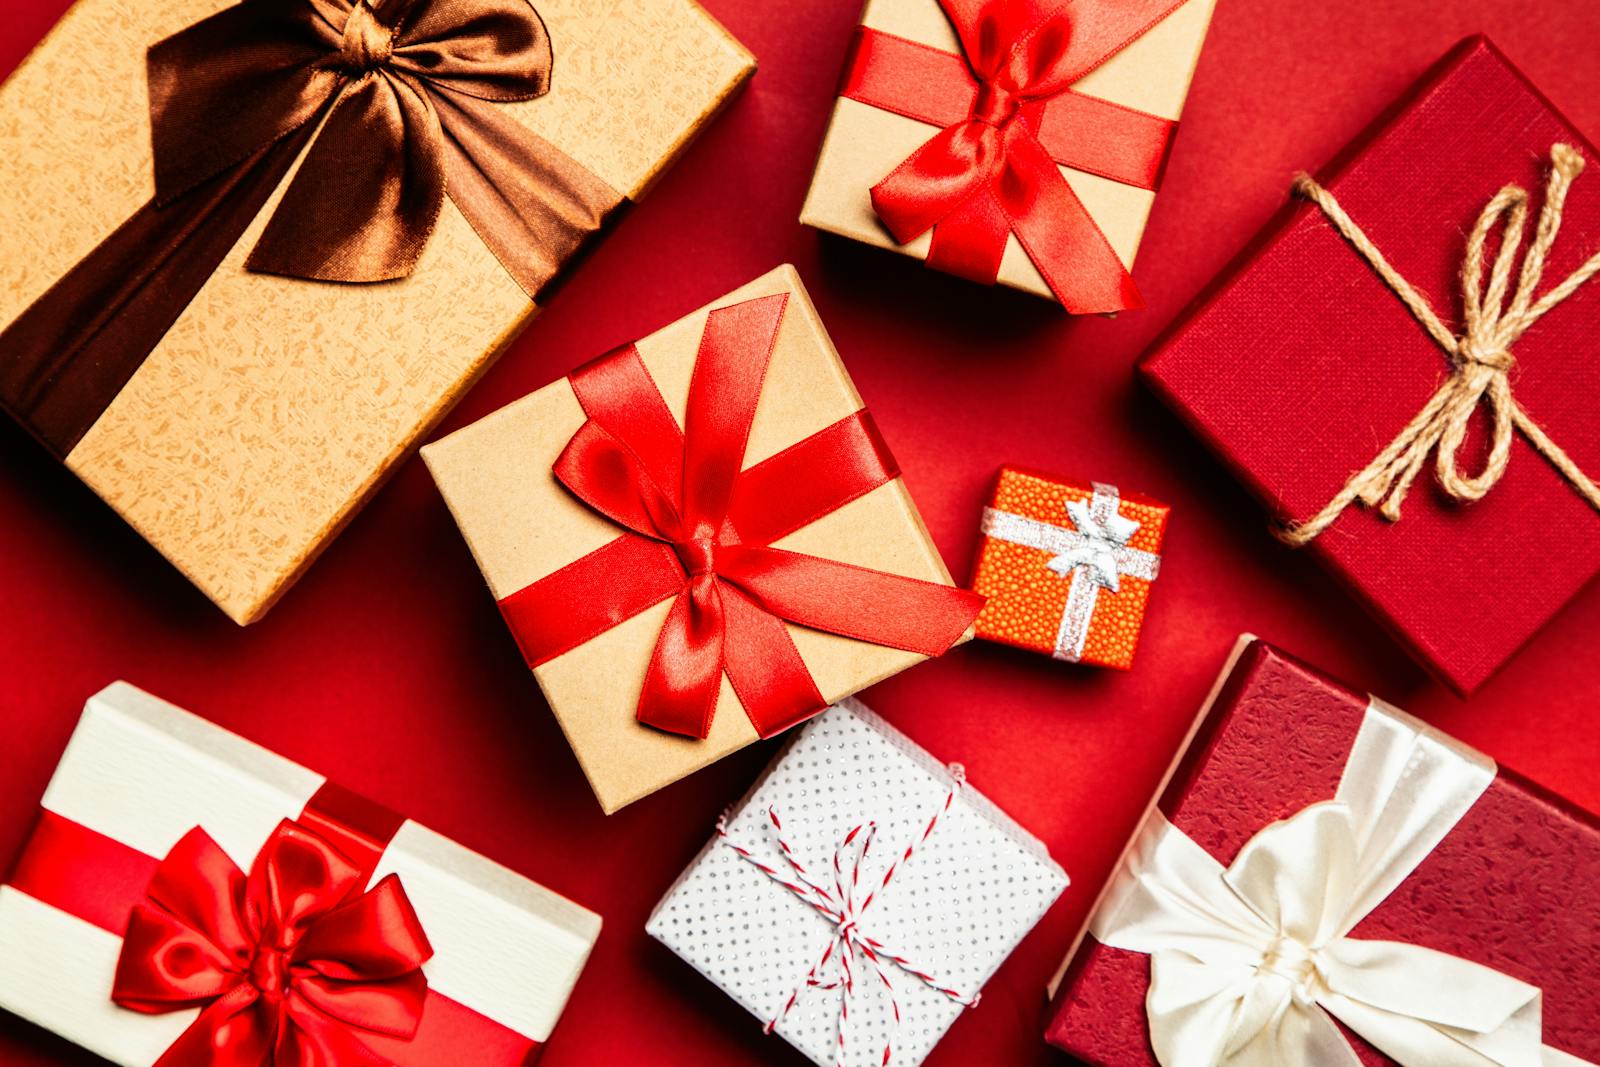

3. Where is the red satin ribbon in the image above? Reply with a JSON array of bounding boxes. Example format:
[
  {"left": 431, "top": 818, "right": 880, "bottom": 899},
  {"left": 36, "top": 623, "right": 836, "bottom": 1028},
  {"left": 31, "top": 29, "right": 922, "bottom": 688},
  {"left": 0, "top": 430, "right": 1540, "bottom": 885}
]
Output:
[
  {"left": 4, "top": 787, "right": 542, "bottom": 1066},
  {"left": 842, "top": 0, "right": 1188, "bottom": 313},
  {"left": 498, "top": 293, "right": 984, "bottom": 739}
]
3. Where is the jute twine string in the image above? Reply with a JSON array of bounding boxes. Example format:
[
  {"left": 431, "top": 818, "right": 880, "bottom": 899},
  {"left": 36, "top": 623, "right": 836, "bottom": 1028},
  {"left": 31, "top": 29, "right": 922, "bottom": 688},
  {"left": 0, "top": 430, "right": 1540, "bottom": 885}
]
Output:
[{"left": 1278, "top": 143, "right": 1600, "bottom": 546}]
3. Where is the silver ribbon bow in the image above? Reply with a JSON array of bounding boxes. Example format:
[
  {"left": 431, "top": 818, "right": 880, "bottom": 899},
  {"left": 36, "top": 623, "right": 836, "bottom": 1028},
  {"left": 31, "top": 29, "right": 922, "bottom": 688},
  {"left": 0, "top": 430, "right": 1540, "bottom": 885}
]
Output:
[
  {"left": 980, "top": 482, "right": 1159, "bottom": 661},
  {"left": 1089, "top": 700, "right": 1593, "bottom": 1067}
]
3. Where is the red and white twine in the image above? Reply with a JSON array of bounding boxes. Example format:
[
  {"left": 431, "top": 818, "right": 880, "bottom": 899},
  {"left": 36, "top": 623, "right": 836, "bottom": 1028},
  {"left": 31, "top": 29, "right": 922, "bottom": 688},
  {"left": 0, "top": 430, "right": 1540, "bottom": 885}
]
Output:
[{"left": 716, "top": 764, "right": 977, "bottom": 1067}]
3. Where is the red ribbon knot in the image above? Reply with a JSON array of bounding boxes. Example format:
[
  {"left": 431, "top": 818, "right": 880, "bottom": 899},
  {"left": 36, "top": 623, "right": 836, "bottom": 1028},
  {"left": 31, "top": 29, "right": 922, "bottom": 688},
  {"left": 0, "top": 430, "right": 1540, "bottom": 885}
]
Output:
[
  {"left": 843, "top": 0, "right": 1190, "bottom": 312},
  {"left": 112, "top": 820, "right": 433, "bottom": 1067},
  {"left": 498, "top": 292, "right": 984, "bottom": 740}
]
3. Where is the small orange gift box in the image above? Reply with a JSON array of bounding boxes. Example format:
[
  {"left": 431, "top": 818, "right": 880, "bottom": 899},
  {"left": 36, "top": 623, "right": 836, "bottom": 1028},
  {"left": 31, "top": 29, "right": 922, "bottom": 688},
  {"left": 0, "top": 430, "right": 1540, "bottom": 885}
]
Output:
[{"left": 971, "top": 467, "right": 1168, "bottom": 668}]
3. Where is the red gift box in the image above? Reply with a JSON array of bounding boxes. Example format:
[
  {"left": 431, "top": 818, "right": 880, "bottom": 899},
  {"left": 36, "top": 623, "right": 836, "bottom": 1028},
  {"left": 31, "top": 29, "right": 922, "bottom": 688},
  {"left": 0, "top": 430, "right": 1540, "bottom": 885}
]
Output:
[
  {"left": 1044, "top": 637, "right": 1600, "bottom": 1066},
  {"left": 1139, "top": 36, "right": 1600, "bottom": 696}
]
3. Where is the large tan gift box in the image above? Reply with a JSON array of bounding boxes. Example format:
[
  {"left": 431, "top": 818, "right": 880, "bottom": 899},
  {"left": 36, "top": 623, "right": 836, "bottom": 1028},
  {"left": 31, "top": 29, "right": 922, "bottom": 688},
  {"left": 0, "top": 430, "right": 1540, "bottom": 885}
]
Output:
[
  {"left": 422, "top": 265, "right": 974, "bottom": 813},
  {"left": 0, "top": 0, "right": 754, "bottom": 624},
  {"left": 800, "top": 0, "right": 1215, "bottom": 302}
]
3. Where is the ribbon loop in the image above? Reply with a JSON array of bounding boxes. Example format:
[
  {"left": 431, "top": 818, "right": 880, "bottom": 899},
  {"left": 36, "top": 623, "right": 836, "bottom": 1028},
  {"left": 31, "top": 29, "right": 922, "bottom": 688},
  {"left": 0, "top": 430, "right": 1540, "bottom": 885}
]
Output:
[
  {"left": 1280, "top": 144, "right": 1600, "bottom": 545},
  {"left": 849, "top": 0, "right": 1187, "bottom": 311},
  {"left": 113, "top": 820, "right": 433, "bottom": 1067},
  {"left": 506, "top": 293, "right": 984, "bottom": 739},
  {"left": 1089, "top": 700, "right": 1579, "bottom": 1067}
]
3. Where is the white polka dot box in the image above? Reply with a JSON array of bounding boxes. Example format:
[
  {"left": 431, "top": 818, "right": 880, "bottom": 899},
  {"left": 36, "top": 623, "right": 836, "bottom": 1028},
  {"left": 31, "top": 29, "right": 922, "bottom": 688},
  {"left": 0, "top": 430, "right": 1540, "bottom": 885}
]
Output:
[{"left": 647, "top": 698, "right": 1068, "bottom": 1067}]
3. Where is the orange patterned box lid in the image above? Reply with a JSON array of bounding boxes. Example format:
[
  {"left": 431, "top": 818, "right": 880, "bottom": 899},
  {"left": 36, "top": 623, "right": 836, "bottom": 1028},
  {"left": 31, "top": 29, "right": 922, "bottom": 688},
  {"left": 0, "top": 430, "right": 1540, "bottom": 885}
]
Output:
[{"left": 971, "top": 466, "right": 1168, "bottom": 669}]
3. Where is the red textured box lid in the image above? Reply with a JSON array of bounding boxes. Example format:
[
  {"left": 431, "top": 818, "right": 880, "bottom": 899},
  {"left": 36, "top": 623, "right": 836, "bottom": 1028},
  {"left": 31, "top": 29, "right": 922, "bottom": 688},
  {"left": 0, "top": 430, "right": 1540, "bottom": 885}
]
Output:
[
  {"left": 1044, "top": 638, "right": 1600, "bottom": 1065},
  {"left": 1139, "top": 36, "right": 1600, "bottom": 696}
]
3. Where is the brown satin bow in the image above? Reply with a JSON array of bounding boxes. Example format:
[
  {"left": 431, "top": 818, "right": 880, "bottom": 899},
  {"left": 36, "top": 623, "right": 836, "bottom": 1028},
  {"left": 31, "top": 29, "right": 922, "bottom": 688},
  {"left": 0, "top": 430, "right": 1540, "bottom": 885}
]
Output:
[
  {"left": 0, "top": 0, "right": 622, "bottom": 456},
  {"left": 150, "top": 0, "right": 614, "bottom": 293}
]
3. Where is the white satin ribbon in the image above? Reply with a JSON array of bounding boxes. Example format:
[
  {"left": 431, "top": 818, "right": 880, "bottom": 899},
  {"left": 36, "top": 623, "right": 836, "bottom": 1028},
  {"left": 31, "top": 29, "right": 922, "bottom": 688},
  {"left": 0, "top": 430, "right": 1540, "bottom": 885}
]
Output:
[
  {"left": 979, "top": 482, "right": 1159, "bottom": 661},
  {"left": 1089, "top": 700, "right": 1593, "bottom": 1067}
]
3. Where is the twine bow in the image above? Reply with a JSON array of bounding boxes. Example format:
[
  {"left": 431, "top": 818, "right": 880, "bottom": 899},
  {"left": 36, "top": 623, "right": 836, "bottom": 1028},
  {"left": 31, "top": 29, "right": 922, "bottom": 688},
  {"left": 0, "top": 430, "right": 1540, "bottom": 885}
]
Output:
[
  {"left": 1280, "top": 144, "right": 1600, "bottom": 545},
  {"left": 717, "top": 770, "right": 976, "bottom": 1067}
]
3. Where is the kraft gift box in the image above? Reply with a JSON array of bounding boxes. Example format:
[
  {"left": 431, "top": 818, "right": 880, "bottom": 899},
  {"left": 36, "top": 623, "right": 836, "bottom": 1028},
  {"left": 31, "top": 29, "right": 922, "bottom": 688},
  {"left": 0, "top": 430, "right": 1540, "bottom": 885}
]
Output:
[
  {"left": 800, "top": 0, "right": 1215, "bottom": 308},
  {"left": 0, "top": 0, "right": 754, "bottom": 624},
  {"left": 423, "top": 265, "right": 982, "bottom": 814}
]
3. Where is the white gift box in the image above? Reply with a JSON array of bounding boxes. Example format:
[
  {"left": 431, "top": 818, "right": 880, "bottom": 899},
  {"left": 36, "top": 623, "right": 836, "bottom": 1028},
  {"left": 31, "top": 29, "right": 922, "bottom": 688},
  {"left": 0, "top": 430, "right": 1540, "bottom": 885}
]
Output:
[
  {"left": 0, "top": 682, "right": 600, "bottom": 1066},
  {"left": 647, "top": 698, "right": 1067, "bottom": 1067}
]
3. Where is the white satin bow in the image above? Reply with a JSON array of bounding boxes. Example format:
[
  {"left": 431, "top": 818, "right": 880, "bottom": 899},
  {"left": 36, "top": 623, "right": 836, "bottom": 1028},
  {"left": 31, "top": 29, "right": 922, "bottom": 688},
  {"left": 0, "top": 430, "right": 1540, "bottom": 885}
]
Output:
[{"left": 1090, "top": 701, "right": 1591, "bottom": 1067}]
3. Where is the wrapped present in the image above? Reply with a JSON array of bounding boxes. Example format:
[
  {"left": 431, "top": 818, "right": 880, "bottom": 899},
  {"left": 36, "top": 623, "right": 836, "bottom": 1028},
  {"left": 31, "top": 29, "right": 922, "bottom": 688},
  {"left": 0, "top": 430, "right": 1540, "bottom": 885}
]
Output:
[
  {"left": 0, "top": 682, "right": 601, "bottom": 1065},
  {"left": 1140, "top": 36, "right": 1600, "bottom": 695},
  {"left": 647, "top": 698, "right": 1067, "bottom": 1067},
  {"left": 1044, "top": 637, "right": 1600, "bottom": 1067},
  {"left": 971, "top": 467, "right": 1167, "bottom": 667},
  {"left": 0, "top": 0, "right": 754, "bottom": 625},
  {"left": 422, "top": 266, "right": 984, "bottom": 813},
  {"left": 799, "top": 0, "right": 1215, "bottom": 311}
]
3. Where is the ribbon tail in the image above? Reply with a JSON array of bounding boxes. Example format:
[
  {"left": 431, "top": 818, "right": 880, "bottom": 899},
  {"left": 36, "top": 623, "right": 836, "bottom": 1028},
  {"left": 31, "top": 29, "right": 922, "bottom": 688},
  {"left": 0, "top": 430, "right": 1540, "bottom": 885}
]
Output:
[
  {"left": 431, "top": 86, "right": 624, "bottom": 301},
  {"left": 719, "top": 584, "right": 826, "bottom": 737},
  {"left": 152, "top": 989, "right": 274, "bottom": 1067},
  {"left": 926, "top": 190, "right": 1013, "bottom": 288},
  {"left": 719, "top": 546, "right": 983, "bottom": 656},
  {"left": 247, "top": 73, "right": 445, "bottom": 284},
  {"left": 0, "top": 130, "right": 311, "bottom": 457},
  {"left": 637, "top": 580, "right": 727, "bottom": 738},
  {"left": 870, "top": 123, "right": 996, "bottom": 246},
  {"left": 999, "top": 127, "right": 1142, "bottom": 313}
]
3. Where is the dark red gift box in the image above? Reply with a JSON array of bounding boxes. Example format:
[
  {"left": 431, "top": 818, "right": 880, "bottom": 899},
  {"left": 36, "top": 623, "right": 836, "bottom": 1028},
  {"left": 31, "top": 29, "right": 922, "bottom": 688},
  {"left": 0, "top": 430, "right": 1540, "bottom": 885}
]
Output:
[
  {"left": 1139, "top": 36, "right": 1600, "bottom": 696},
  {"left": 1043, "top": 637, "right": 1600, "bottom": 1065}
]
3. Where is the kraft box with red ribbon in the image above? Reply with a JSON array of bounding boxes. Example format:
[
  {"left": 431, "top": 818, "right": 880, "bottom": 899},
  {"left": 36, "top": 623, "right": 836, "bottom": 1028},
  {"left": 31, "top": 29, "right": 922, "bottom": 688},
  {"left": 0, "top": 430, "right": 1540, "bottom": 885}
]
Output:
[
  {"left": 1044, "top": 637, "right": 1600, "bottom": 1067},
  {"left": 422, "top": 265, "right": 984, "bottom": 814},
  {"left": 0, "top": 0, "right": 754, "bottom": 626},
  {"left": 0, "top": 682, "right": 602, "bottom": 1066},
  {"left": 647, "top": 698, "right": 1068, "bottom": 1067},
  {"left": 800, "top": 0, "right": 1216, "bottom": 312},
  {"left": 1140, "top": 37, "right": 1600, "bottom": 696}
]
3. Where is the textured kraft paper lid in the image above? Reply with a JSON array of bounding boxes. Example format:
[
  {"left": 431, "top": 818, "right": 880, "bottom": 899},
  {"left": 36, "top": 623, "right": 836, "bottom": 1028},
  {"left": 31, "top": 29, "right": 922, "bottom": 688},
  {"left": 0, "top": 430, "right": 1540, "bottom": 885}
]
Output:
[
  {"left": 800, "top": 0, "right": 1216, "bottom": 300},
  {"left": 422, "top": 265, "right": 968, "bottom": 814},
  {"left": 0, "top": 0, "right": 754, "bottom": 624}
]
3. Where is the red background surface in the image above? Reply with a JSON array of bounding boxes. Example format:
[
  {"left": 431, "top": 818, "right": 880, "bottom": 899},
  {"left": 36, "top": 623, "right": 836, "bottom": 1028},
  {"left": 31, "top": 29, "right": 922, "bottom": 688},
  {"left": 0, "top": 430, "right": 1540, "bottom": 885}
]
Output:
[{"left": 1, "top": 2, "right": 1598, "bottom": 1065}]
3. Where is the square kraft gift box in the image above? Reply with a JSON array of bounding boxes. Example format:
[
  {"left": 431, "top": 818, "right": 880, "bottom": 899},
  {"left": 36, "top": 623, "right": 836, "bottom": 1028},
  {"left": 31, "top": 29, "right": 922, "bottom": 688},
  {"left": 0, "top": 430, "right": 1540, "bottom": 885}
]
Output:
[
  {"left": 1140, "top": 37, "right": 1600, "bottom": 696},
  {"left": 1044, "top": 637, "right": 1600, "bottom": 1067},
  {"left": 971, "top": 466, "right": 1167, "bottom": 667},
  {"left": 647, "top": 698, "right": 1068, "bottom": 1067},
  {"left": 0, "top": 0, "right": 754, "bottom": 625},
  {"left": 800, "top": 0, "right": 1216, "bottom": 312},
  {"left": 422, "top": 265, "right": 984, "bottom": 814},
  {"left": 0, "top": 682, "right": 602, "bottom": 1066}
]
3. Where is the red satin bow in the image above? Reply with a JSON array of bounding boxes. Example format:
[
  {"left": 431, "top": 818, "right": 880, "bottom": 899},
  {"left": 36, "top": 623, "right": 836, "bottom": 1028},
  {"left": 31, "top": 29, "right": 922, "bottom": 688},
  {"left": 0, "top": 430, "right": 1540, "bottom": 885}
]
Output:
[
  {"left": 113, "top": 821, "right": 433, "bottom": 1067},
  {"left": 499, "top": 293, "right": 984, "bottom": 739},
  {"left": 847, "top": 0, "right": 1188, "bottom": 312}
]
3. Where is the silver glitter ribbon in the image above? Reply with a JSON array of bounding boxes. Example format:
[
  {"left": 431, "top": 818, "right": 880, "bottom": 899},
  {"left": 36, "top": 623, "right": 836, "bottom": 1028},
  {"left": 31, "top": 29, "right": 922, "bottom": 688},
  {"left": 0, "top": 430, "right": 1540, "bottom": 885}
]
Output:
[{"left": 980, "top": 482, "right": 1160, "bottom": 661}]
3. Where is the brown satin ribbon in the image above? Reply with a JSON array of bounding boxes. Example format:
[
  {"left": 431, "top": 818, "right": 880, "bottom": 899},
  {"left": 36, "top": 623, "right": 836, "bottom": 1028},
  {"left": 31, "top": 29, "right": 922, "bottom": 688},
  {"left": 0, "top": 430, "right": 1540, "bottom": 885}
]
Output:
[{"left": 0, "top": 0, "right": 623, "bottom": 457}]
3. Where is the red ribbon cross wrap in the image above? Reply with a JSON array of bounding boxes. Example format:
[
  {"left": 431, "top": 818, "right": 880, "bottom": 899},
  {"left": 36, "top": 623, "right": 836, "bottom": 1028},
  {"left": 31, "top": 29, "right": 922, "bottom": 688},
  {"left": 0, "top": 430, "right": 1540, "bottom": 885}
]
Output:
[
  {"left": 843, "top": 0, "right": 1190, "bottom": 313},
  {"left": 497, "top": 293, "right": 984, "bottom": 739},
  {"left": 112, "top": 820, "right": 433, "bottom": 1067}
]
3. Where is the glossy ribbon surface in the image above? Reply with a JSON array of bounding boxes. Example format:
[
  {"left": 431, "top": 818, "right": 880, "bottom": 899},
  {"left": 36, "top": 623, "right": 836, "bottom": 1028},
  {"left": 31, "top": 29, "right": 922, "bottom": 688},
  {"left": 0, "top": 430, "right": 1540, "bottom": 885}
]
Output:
[
  {"left": 498, "top": 293, "right": 984, "bottom": 739},
  {"left": 113, "top": 820, "right": 433, "bottom": 1067},
  {"left": 1090, "top": 700, "right": 1593, "bottom": 1067},
  {"left": 842, "top": 0, "right": 1187, "bottom": 312},
  {"left": 0, "top": 0, "right": 622, "bottom": 456}
]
